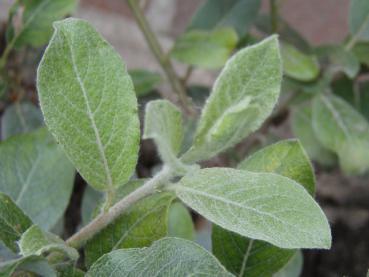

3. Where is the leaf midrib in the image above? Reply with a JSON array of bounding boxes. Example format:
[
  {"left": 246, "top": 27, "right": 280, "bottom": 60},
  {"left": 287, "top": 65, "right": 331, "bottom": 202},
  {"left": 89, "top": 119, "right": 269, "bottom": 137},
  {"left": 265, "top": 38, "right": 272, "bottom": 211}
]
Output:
[{"left": 65, "top": 32, "right": 113, "bottom": 189}]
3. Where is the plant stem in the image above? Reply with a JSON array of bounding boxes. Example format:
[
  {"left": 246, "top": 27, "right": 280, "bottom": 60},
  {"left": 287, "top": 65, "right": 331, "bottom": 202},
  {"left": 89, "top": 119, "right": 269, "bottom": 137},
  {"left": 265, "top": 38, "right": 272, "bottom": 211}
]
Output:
[
  {"left": 126, "top": 0, "right": 194, "bottom": 116},
  {"left": 66, "top": 166, "right": 172, "bottom": 249},
  {"left": 270, "top": 0, "right": 279, "bottom": 33}
]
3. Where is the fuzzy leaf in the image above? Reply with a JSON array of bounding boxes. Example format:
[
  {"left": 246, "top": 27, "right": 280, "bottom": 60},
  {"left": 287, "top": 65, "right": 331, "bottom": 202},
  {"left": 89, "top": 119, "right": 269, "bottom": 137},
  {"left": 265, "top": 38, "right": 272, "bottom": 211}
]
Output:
[
  {"left": 239, "top": 139, "right": 315, "bottom": 195},
  {"left": 291, "top": 105, "right": 336, "bottom": 166},
  {"left": 212, "top": 140, "right": 314, "bottom": 276},
  {"left": 19, "top": 225, "right": 78, "bottom": 260},
  {"left": 349, "top": 0, "right": 369, "bottom": 41},
  {"left": 312, "top": 94, "right": 369, "bottom": 175},
  {"left": 143, "top": 100, "right": 184, "bottom": 164},
  {"left": 0, "top": 255, "right": 56, "bottom": 277},
  {"left": 212, "top": 227, "right": 294, "bottom": 277},
  {"left": 1, "top": 102, "right": 43, "bottom": 140},
  {"left": 129, "top": 69, "right": 161, "bottom": 97},
  {"left": 10, "top": 0, "right": 77, "bottom": 48},
  {"left": 175, "top": 168, "right": 331, "bottom": 249},
  {"left": 168, "top": 202, "right": 195, "bottom": 240},
  {"left": 37, "top": 18, "right": 140, "bottom": 191},
  {"left": 171, "top": 28, "right": 238, "bottom": 69},
  {"left": 182, "top": 36, "right": 282, "bottom": 163},
  {"left": 0, "top": 128, "right": 75, "bottom": 230},
  {"left": 0, "top": 192, "right": 32, "bottom": 252},
  {"left": 87, "top": 237, "right": 232, "bottom": 277},
  {"left": 85, "top": 180, "right": 174, "bottom": 266},
  {"left": 281, "top": 42, "right": 319, "bottom": 81},
  {"left": 274, "top": 251, "right": 303, "bottom": 277},
  {"left": 189, "top": 0, "right": 261, "bottom": 36}
]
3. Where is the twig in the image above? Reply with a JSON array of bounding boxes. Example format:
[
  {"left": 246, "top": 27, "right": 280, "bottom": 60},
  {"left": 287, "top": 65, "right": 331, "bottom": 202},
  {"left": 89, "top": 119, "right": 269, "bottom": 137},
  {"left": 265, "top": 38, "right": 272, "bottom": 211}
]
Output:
[{"left": 126, "top": 0, "right": 195, "bottom": 116}]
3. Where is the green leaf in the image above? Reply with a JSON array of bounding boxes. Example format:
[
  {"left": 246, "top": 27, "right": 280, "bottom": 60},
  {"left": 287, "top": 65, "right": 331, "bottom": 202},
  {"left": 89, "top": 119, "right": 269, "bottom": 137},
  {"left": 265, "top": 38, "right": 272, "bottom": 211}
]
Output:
[
  {"left": 352, "top": 42, "right": 369, "bottom": 66},
  {"left": 274, "top": 251, "right": 303, "bottom": 277},
  {"left": 10, "top": 0, "right": 77, "bottom": 48},
  {"left": 0, "top": 255, "right": 56, "bottom": 277},
  {"left": 291, "top": 105, "right": 336, "bottom": 166},
  {"left": 349, "top": 0, "right": 369, "bottom": 41},
  {"left": 315, "top": 45, "right": 359, "bottom": 78},
  {"left": 170, "top": 28, "right": 238, "bottom": 69},
  {"left": 19, "top": 225, "right": 78, "bottom": 261},
  {"left": 81, "top": 186, "right": 103, "bottom": 226},
  {"left": 281, "top": 42, "right": 319, "bottom": 81},
  {"left": 312, "top": 94, "right": 369, "bottom": 175},
  {"left": 1, "top": 101, "right": 43, "bottom": 140},
  {"left": 189, "top": 0, "right": 261, "bottom": 36},
  {"left": 168, "top": 202, "right": 195, "bottom": 240},
  {"left": 212, "top": 140, "right": 313, "bottom": 276},
  {"left": 129, "top": 69, "right": 161, "bottom": 97},
  {"left": 55, "top": 265, "right": 85, "bottom": 277},
  {"left": 85, "top": 180, "right": 174, "bottom": 266},
  {"left": 143, "top": 100, "right": 184, "bottom": 165},
  {"left": 87, "top": 237, "right": 232, "bottom": 277},
  {"left": 239, "top": 139, "right": 315, "bottom": 195},
  {"left": 182, "top": 36, "right": 282, "bottom": 163},
  {"left": 37, "top": 18, "right": 140, "bottom": 191},
  {"left": 175, "top": 168, "right": 331, "bottom": 249},
  {"left": 0, "top": 192, "right": 32, "bottom": 252},
  {"left": 0, "top": 128, "right": 75, "bottom": 230},
  {"left": 212, "top": 226, "right": 294, "bottom": 277}
]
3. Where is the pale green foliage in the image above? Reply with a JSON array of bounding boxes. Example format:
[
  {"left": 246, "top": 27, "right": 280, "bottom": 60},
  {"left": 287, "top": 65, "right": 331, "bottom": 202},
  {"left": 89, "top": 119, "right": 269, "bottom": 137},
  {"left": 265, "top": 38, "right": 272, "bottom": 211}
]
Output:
[
  {"left": 281, "top": 42, "right": 319, "bottom": 81},
  {"left": 87, "top": 237, "right": 232, "bottom": 277},
  {"left": 182, "top": 36, "right": 282, "bottom": 162},
  {"left": 212, "top": 140, "right": 315, "bottom": 276},
  {"left": 349, "top": 0, "right": 369, "bottom": 41},
  {"left": 81, "top": 186, "right": 103, "bottom": 226},
  {"left": 168, "top": 202, "right": 195, "bottom": 240},
  {"left": 10, "top": 0, "right": 77, "bottom": 48},
  {"left": 274, "top": 251, "right": 303, "bottom": 277},
  {"left": 239, "top": 139, "right": 315, "bottom": 195},
  {"left": 352, "top": 42, "right": 369, "bottom": 66},
  {"left": 312, "top": 94, "right": 369, "bottom": 175},
  {"left": 129, "top": 69, "right": 161, "bottom": 97},
  {"left": 189, "top": 0, "right": 261, "bottom": 36},
  {"left": 175, "top": 168, "right": 331, "bottom": 249},
  {"left": 37, "top": 18, "right": 140, "bottom": 191},
  {"left": 212, "top": 227, "right": 294, "bottom": 277},
  {"left": 170, "top": 28, "right": 238, "bottom": 69},
  {"left": 143, "top": 100, "right": 184, "bottom": 165},
  {"left": 291, "top": 105, "right": 336, "bottom": 167},
  {"left": 0, "top": 192, "right": 32, "bottom": 252},
  {"left": 0, "top": 128, "right": 75, "bottom": 230},
  {"left": 19, "top": 225, "right": 78, "bottom": 260},
  {"left": 1, "top": 102, "right": 43, "bottom": 140},
  {"left": 84, "top": 180, "right": 174, "bottom": 266},
  {"left": 0, "top": 255, "right": 55, "bottom": 277}
]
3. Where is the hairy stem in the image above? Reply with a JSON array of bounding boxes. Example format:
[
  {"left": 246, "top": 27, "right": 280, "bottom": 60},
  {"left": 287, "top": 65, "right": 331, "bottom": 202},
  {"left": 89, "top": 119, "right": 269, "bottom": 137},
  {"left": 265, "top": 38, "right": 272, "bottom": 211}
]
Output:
[
  {"left": 66, "top": 166, "right": 172, "bottom": 249},
  {"left": 126, "top": 0, "right": 194, "bottom": 116},
  {"left": 270, "top": 0, "right": 279, "bottom": 33}
]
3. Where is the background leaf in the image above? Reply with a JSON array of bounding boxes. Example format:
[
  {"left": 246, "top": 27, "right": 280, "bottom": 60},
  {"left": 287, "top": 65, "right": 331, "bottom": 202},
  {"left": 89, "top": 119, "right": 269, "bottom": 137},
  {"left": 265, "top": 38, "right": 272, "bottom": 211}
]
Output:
[
  {"left": 168, "top": 202, "right": 195, "bottom": 240},
  {"left": 189, "top": 0, "right": 261, "bottom": 36},
  {"left": 1, "top": 102, "right": 43, "bottom": 140},
  {"left": 87, "top": 237, "right": 232, "bottom": 277},
  {"left": 291, "top": 104, "right": 336, "bottom": 166},
  {"left": 176, "top": 168, "right": 331, "bottom": 249},
  {"left": 81, "top": 186, "right": 103, "bottom": 226},
  {"left": 0, "top": 128, "right": 75, "bottom": 230},
  {"left": 10, "top": 0, "right": 77, "bottom": 48},
  {"left": 0, "top": 255, "right": 56, "bottom": 277},
  {"left": 84, "top": 180, "right": 174, "bottom": 266},
  {"left": 349, "top": 0, "right": 369, "bottom": 41},
  {"left": 0, "top": 192, "right": 32, "bottom": 252},
  {"left": 182, "top": 36, "right": 282, "bottom": 163},
  {"left": 281, "top": 42, "right": 319, "bottom": 82},
  {"left": 37, "top": 18, "right": 140, "bottom": 191},
  {"left": 143, "top": 100, "right": 184, "bottom": 165},
  {"left": 170, "top": 28, "right": 238, "bottom": 69},
  {"left": 274, "top": 251, "right": 303, "bottom": 277},
  {"left": 129, "top": 69, "right": 161, "bottom": 97},
  {"left": 312, "top": 94, "right": 369, "bottom": 175}
]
